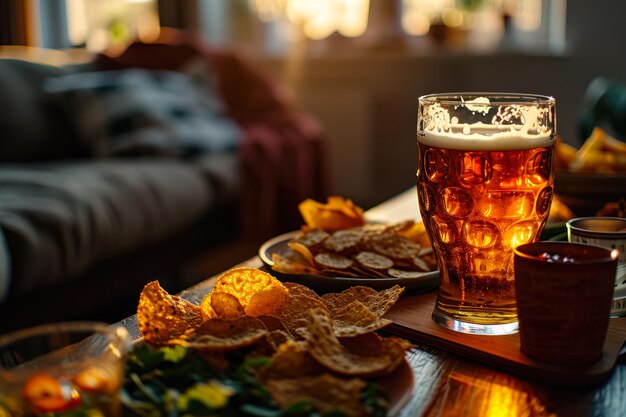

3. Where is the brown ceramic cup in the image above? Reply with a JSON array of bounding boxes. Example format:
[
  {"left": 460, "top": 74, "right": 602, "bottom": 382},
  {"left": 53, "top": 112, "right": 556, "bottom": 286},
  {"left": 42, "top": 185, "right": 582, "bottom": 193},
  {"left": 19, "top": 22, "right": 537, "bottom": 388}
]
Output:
[{"left": 514, "top": 242, "right": 619, "bottom": 365}]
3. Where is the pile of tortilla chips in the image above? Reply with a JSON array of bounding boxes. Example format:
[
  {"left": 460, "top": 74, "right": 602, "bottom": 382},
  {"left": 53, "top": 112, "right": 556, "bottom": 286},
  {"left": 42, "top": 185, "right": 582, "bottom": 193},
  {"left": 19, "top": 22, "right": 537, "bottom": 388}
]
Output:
[
  {"left": 299, "top": 196, "right": 366, "bottom": 231},
  {"left": 274, "top": 196, "right": 436, "bottom": 279},
  {"left": 555, "top": 128, "right": 626, "bottom": 172},
  {"left": 137, "top": 267, "right": 411, "bottom": 417}
]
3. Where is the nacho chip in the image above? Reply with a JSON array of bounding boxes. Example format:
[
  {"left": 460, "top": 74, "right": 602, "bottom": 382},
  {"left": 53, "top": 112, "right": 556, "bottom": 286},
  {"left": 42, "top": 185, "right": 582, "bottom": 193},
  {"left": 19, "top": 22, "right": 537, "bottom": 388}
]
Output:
[
  {"left": 294, "top": 229, "right": 330, "bottom": 248},
  {"left": 287, "top": 241, "right": 316, "bottom": 265},
  {"left": 305, "top": 309, "right": 406, "bottom": 377},
  {"left": 371, "top": 233, "right": 421, "bottom": 260},
  {"left": 256, "top": 315, "right": 290, "bottom": 333},
  {"left": 321, "top": 285, "right": 403, "bottom": 318},
  {"left": 272, "top": 253, "right": 321, "bottom": 275},
  {"left": 332, "top": 301, "right": 391, "bottom": 337},
  {"left": 137, "top": 281, "right": 205, "bottom": 346},
  {"left": 323, "top": 229, "right": 364, "bottom": 253},
  {"left": 258, "top": 340, "right": 324, "bottom": 381},
  {"left": 202, "top": 268, "right": 289, "bottom": 317},
  {"left": 175, "top": 316, "right": 268, "bottom": 351},
  {"left": 266, "top": 374, "right": 366, "bottom": 417},
  {"left": 352, "top": 264, "right": 388, "bottom": 278},
  {"left": 322, "top": 286, "right": 377, "bottom": 313},
  {"left": 210, "top": 292, "right": 245, "bottom": 319},
  {"left": 413, "top": 256, "right": 432, "bottom": 272},
  {"left": 252, "top": 329, "right": 294, "bottom": 356},
  {"left": 387, "top": 268, "right": 430, "bottom": 279},
  {"left": 212, "top": 267, "right": 286, "bottom": 306},
  {"left": 339, "top": 332, "right": 385, "bottom": 356},
  {"left": 200, "top": 293, "right": 217, "bottom": 319},
  {"left": 246, "top": 286, "right": 289, "bottom": 317},
  {"left": 278, "top": 283, "right": 330, "bottom": 336},
  {"left": 298, "top": 197, "right": 365, "bottom": 232},
  {"left": 327, "top": 196, "right": 365, "bottom": 219},
  {"left": 314, "top": 252, "right": 354, "bottom": 270},
  {"left": 382, "top": 337, "right": 415, "bottom": 373},
  {"left": 355, "top": 251, "right": 394, "bottom": 270},
  {"left": 360, "top": 285, "right": 405, "bottom": 318}
]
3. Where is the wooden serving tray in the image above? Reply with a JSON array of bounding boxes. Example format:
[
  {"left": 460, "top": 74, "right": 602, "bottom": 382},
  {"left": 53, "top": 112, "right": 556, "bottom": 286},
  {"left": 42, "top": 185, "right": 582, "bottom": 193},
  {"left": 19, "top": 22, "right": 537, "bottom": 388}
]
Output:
[{"left": 384, "top": 290, "right": 626, "bottom": 387}]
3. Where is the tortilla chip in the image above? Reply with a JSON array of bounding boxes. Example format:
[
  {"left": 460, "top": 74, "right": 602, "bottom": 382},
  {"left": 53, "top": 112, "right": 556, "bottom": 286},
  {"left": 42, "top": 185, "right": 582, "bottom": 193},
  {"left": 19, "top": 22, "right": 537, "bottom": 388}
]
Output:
[
  {"left": 293, "top": 229, "right": 330, "bottom": 248},
  {"left": 387, "top": 268, "right": 430, "bottom": 279},
  {"left": 174, "top": 316, "right": 268, "bottom": 351},
  {"left": 272, "top": 253, "right": 321, "bottom": 275},
  {"left": 305, "top": 309, "right": 405, "bottom": 377},
  {"left": 259, "top": 340, "right": 324, "bottom": 381},
  {"left": 322, "top": 286, "right": 378, "bottom": 313},
  {"left": 314, "top": 252, "right": 354, "bottom": 269},
  {"left": 355, "top": 251, "right": 394, "bottom": 270},
  {"left": 339, "top": 332, "right": 385, "bottom": 356},
  {"left": 210, "top": 292, "right": 245, "bottom": 319},
  {"left": 288, "top": 241, "right": 316, "bottom": 265},
  {"left": 323, "top": 229, "right": 364, "bottom": 253},
  {"left": 278, "top": 283, "right": 330, "bottom": 336},
  {"left": 332, "top": 301, "right": 392, "bottom": 337},
  {"left": 256, "top": 315, "right": 290, "bottom": 333},
  {"left": 298, "top": 197, "right": 365, "bottom": 232},
  {"left": 370, "top": 233, "right": 421, "bottom": 260},
  {"left": 246, "top": 286, "right": 289, "bottom": 317},
  {"left": 382, "top": 337, "right": 414, "bottom": 373},
  {"left": 266, "top": 374, "right": 366, "bottom": 417},
  {"left": 137, "top": 281, "right": 205, "bottom": 346},
  {"left": 360, "top": 285, "right": 405, "bottom": 318},
  {"left": 322, "top": 285, "right": 404, "bottom": 318},
  {"left": 213, "top": 267, "right": 286, "bottom": 305}
]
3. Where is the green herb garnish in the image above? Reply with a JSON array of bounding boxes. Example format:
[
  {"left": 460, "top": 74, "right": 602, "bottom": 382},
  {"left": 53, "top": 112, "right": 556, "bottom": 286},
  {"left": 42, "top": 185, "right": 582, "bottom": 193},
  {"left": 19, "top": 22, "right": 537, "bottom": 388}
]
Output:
[{"left": 121, "top": 344, "right": 387, "bottom": 417}]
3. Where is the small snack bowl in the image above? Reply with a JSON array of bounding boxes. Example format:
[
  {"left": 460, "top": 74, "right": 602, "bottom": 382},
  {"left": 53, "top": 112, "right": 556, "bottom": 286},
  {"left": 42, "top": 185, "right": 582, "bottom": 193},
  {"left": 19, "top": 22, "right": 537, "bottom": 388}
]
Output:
[
  {"left": 567, "top": 217, "right": 626, "bottom": 317},
  {"left": 0, "top": 322, "right": 130, "bottom": 417},
  {"left": 514, "top": 242, "right": 619, "bottom": 365}
]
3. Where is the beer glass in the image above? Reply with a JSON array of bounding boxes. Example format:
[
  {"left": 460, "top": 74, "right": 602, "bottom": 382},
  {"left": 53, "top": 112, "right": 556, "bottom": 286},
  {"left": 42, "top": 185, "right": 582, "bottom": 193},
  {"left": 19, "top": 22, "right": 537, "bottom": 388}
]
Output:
[{"left": 416, "top": 93, "right": 556, "bottom": 335}]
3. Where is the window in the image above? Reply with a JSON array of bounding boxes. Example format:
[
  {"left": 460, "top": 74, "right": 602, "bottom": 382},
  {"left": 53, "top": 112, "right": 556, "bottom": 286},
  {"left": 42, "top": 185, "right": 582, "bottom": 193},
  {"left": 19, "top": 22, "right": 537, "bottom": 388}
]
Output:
[{"left": 65, "top": 0, "right": 160, "bottom": 53}]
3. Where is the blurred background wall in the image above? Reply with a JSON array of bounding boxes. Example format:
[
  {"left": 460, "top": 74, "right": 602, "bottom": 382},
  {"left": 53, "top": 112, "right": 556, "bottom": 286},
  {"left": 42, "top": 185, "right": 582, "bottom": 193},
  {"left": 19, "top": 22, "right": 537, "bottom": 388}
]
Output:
[{"left": 1, "top": 0, "right": 622, "bottom": 208}]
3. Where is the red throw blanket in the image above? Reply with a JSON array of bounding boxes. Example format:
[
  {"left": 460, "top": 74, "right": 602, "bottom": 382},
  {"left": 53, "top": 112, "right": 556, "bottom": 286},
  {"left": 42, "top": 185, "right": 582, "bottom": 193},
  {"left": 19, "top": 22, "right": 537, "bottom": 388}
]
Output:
[{"left": 95, "top": 31, "right": 332, "bottom": 242}]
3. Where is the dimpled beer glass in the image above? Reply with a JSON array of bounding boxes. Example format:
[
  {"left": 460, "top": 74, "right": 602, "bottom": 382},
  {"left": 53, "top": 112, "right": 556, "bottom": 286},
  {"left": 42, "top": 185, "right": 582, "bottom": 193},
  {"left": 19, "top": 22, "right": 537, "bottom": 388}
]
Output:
[{"left": 417, "top": 93, "right": 556, "bottom": 335}]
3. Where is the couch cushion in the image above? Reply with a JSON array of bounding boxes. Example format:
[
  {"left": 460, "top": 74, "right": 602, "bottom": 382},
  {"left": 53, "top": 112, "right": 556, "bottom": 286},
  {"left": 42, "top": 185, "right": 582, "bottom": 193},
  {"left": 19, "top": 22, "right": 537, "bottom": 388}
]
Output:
[
  {"left": 0, "top": 158, "right": 222, "bottom": 298},
  {"left": 44, "top": 66, "right": 242, "bottom": 158},
  {"left": 0, "top": 59, "right": 85, "bottom": 162}
]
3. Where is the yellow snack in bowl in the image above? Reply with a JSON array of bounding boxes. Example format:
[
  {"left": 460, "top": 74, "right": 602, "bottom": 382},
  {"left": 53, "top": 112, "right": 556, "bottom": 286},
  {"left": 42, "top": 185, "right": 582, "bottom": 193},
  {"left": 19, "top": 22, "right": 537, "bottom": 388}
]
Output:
[{"left": 569, "top": 127, "right": 626, "bottom": 172}]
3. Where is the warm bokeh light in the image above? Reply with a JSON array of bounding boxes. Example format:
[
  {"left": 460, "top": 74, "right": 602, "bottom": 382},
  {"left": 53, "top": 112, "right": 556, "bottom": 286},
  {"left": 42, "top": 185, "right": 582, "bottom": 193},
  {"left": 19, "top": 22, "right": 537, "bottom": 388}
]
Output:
[
  {"left": 337, "top": 0, "right": 370, "bottom": 37},
  {"left": 65, "top": 0, "right": 160, "bottom": 52},
  {"left": 66, "top": 0, "right": 87, "bottom": 45},
  {"left": 442, "top": 7, "right": 463, "bottom": 28},
  {"left": 513, "top": 0, "right": 542, "bottom": 31},
  {"left": 250, "top": 0, "right": 370, "bottom": 40},
  {"left": 422, "top": 371, "right": 552, "bottom": 417},
  {"left": 402, "top": 10, "right": 430, "bottom": 36},
  {"left": 304, "top": 13, "right": 338, "bottom": 40},
  {"left": 251, "top": 0, "right": 288, "bottom": 21}
]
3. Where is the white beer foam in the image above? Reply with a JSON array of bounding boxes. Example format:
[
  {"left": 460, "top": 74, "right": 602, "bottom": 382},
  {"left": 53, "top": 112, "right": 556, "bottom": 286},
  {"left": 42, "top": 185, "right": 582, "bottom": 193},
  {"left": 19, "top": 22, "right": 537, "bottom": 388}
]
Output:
[
  {"left": 418, "top": 95, "right": 555, "bottom": 151},
  {"left": 420, "top": 124, "right": 554, "bottom": 151}
]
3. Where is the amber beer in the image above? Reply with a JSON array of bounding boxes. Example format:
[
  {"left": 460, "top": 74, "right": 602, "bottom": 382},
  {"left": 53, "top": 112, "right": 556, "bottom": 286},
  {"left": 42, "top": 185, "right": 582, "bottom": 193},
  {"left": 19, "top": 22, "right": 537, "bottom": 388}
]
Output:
[{"left": 416, "top": 94, "right": 556, "bottom": 335}]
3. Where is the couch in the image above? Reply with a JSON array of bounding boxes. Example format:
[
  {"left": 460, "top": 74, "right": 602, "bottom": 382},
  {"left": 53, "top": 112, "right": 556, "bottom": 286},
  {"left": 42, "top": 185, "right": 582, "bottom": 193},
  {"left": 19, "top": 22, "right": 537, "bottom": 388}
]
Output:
[{"left": 0, "top": 35, "right": 330, "bottom": 332}]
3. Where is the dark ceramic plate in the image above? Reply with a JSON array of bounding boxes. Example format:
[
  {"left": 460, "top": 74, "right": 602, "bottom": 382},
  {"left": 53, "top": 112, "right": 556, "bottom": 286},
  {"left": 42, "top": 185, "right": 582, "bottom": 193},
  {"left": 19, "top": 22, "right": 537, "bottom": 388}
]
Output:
[
  {"left": 555, "top": 170, "right": 626, "bottom": 216},
  {"left": 259, "top": 231, "right": 439, "bottom": 293}
]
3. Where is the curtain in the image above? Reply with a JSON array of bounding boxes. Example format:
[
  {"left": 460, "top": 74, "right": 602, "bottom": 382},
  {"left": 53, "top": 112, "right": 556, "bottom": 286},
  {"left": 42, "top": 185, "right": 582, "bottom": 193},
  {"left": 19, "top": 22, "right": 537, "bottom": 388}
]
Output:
[
  {"left": 0, "top": 0, "right": 29, "bottom": 45},
  {"left": 157, "top": 0, "right": 200, "bottom": 31}
]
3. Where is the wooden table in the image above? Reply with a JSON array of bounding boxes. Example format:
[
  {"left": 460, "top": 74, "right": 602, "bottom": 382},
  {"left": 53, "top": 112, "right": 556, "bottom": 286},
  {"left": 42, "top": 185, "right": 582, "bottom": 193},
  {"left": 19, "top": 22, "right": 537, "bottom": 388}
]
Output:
[{"left": 119, "top": 187, "right": 626, "bottom": 417}]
